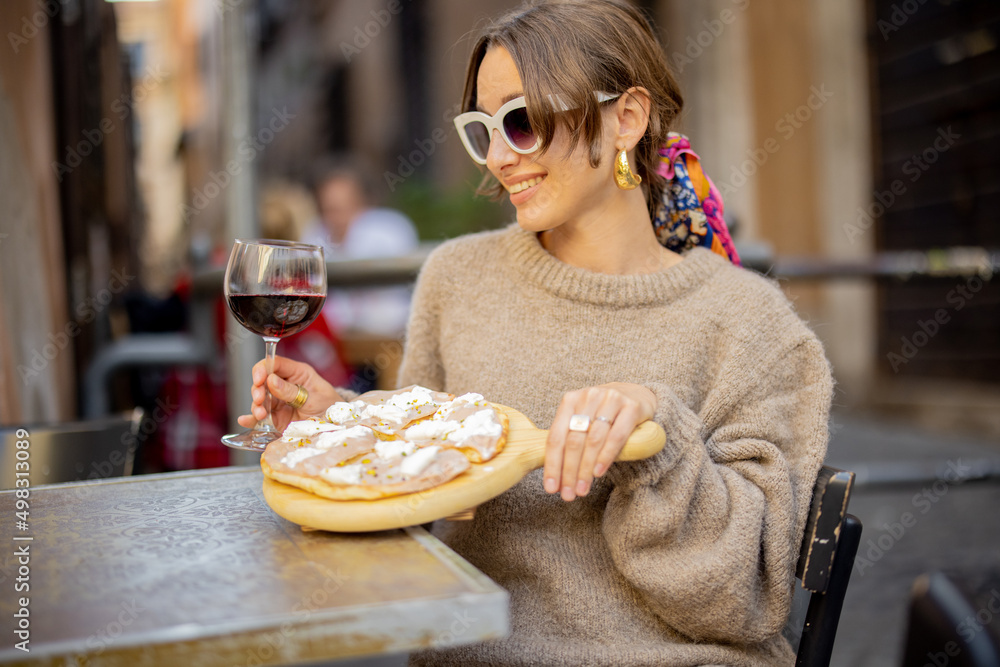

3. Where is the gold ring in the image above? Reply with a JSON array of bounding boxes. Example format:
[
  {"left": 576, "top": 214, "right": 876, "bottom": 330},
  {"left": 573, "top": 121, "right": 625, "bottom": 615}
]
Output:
[{"left": 288, "top": 385, "right": 309, "bottom": 410}]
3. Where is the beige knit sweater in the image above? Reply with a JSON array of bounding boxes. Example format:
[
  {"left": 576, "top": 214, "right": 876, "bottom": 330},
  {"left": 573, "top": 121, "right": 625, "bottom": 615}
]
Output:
[{"left": 402, "top": 225, "right": 833, "bottom": 667}]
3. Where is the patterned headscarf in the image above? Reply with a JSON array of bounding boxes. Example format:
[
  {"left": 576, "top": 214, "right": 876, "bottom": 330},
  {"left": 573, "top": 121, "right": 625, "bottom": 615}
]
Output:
[{"left": 653, "top": 133, "right": 741, "bottom": 266}]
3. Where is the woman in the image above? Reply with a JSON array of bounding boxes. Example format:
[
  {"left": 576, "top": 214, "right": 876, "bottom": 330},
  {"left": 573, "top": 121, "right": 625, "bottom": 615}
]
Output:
[{"left": 241, "top": 1, "right": 833, "bottom": 664}]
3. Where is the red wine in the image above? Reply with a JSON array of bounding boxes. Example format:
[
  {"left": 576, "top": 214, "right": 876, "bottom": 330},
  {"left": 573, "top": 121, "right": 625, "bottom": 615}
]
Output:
[{"left": 228, "top": 294, "right": 325, "bottom": 338}]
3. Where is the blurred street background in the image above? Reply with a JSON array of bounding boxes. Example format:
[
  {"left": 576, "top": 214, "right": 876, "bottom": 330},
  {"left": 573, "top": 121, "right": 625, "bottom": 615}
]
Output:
[
  {"left": 827, "top": 412, "right": 1000, "bottom": 665},
  {"left": 0, "top": 0, "right": 998, "bottom": 663}
]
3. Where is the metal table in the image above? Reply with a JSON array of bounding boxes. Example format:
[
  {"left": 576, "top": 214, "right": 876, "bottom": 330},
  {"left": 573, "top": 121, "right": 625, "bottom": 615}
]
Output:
[{"left": 0, "top": 468, "right": 508, "bottom": 666}]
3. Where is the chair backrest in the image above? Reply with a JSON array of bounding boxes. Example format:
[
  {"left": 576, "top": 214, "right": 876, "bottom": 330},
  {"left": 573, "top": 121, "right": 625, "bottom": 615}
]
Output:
[
  {"left": 0, "top": 410, "right": 143, "bottom": 490},
  {"left": 792, "top": 465, "right": 863, "bottom": 667},
  {"left": 901, "top": 571, "right": 1000, "bottom": 667}
]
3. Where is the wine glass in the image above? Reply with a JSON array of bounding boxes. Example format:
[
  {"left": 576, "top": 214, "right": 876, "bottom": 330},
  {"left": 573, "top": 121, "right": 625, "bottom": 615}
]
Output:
[{"left": 222, "top": 239, "right": 327, "bottom": 451}]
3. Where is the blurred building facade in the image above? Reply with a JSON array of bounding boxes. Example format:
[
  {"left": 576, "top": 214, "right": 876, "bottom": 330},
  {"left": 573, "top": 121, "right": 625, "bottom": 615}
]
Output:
[{"left": 1, "top": 0, "right": 138, "bottom": 423}]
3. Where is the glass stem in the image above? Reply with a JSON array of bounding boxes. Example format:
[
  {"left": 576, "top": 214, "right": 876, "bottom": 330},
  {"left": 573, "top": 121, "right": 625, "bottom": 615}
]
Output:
[{"left": 259, "top": 337, "right": 280, "bottom": 433}]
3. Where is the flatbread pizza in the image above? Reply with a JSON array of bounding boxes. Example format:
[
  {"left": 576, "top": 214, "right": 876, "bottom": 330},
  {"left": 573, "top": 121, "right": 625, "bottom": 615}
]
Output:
[{"left": 260, "top": 386, "right": 509, "bottom": 500}]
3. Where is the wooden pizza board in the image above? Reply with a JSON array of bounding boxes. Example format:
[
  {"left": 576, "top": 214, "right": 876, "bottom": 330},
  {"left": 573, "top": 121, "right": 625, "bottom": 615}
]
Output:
[{"left": 261, "top": 403, "right": 666, "bottom": 532}]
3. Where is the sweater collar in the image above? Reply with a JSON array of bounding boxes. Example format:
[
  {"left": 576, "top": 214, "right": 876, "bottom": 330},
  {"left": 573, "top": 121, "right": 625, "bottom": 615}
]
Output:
[{"left": 502, "top": 224, "right": 728, "bottom": 306}]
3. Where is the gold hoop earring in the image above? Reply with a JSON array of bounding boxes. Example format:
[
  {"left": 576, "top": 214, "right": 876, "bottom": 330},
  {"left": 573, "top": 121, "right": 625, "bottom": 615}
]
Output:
[{"left": 614, "top": 149, "right": 642, "bottom": 190}]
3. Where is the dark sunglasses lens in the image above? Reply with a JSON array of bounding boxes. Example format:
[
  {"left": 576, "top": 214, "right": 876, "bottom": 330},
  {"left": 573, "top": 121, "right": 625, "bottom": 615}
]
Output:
[
  {"left": 465, "top": 121, "right": 490, "bottom": 160},
  {"left": 503, "top": 107, "right": 535, "bottom": 150}
]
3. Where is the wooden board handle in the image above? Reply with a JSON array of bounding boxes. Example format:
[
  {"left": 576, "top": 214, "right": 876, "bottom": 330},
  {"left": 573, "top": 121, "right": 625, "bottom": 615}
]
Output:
[
  {"left": 516, "top": 415, "right": 666, "bottom": 469},
  {"left": 616, "top": 420, "right": 667, "bottom": 461}
]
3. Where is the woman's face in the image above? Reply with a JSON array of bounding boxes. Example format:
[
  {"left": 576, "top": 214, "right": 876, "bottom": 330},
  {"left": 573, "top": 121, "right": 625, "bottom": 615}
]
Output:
[{"left": 475, "top": 47, "right": 617, "bottom": 234}]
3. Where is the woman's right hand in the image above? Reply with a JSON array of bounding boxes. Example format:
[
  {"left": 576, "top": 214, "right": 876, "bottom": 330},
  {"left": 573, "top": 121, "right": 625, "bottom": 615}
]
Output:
[{"left": 236, "top": 355, "right": 345, "bottom": 432}]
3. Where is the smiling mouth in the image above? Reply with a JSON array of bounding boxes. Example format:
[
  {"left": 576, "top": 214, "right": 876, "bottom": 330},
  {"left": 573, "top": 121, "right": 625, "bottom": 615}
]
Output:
[{"left": 508, "top": 176, "right": 545, "bottom": 194}]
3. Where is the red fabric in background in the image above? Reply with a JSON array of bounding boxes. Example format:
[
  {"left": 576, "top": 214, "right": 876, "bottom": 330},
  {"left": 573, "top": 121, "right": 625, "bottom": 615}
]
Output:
[
  {"left": 281, "top": 313, "right": 352, "bottom": 389},
  {"left": 145, "top": 299, "right": 352, "bottom": 472}
]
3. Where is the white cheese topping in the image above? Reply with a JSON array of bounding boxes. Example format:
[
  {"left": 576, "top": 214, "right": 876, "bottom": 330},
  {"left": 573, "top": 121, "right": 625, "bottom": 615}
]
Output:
[
  {"left": 374, "top": 439, "right": 417, "bottom": 459},
  {"left": 360, "top": 402, "right": 409, "bottom": 424},
  {"left": 280, "top": 446, "right": 325, "bottom": 468},
  {"left": 283, "top": 420, "right": 343, "bottom": 438},
  {"left": 319, "top": 464, "right": 362, "bottom": 485},
  {"left": 399, "top": 446, "right": 440, "bottom": 477},
  {"left": 360, "top": 386, "right": 438, "bottom": 424},
  {"left": 435, "top": 393, "right": 485, "bottom": 419},
  {"left": 312, "top": 425, "right": 373, "bottom": 450},
  {"left": 387, "top": 386, "right": 436, "bottom": 410},
  {"left": 450, "top": 409, "right": 503, "bottom": 442},
  {"left": 325, "top": 400, "right": 365, "bottom": 423}
]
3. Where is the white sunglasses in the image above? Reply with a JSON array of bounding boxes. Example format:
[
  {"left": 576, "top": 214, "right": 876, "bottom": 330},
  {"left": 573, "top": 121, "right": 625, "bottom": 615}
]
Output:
[{"left": 453, "top": 92, "right": 620, "bottom": 165}]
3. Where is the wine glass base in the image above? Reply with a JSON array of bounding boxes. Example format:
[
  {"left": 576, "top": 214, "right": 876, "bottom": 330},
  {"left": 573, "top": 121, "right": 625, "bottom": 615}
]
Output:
[{"left": 221, "top": 429, "right": 279, "bottom": 452}]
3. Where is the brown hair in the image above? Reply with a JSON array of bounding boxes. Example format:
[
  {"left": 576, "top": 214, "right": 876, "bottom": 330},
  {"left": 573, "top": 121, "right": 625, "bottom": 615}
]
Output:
[{"left": 460, "top": 0, "right": 684, "bottom": 219}]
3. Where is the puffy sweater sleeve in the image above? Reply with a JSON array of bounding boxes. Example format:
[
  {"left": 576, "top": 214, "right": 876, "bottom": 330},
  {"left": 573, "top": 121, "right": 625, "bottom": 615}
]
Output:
[{"left": 603, "top": 336, "right": 833, "bottom": 643}]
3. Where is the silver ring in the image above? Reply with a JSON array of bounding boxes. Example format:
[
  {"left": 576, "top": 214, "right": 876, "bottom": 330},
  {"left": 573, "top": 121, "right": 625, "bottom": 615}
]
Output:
[
  {"left": 595, "top": 415, "right": 614, "bottom": 425},
  {"left": 568, "top": 414, "right": 591, "bottom": 433}
]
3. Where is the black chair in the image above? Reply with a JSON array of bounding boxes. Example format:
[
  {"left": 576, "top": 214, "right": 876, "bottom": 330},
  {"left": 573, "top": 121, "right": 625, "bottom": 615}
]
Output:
[
  {"left": 784, "top": 465, "right": 863, "bottom": 667},
  {"left": 0, "top": 409, "right": 144, "bottom": 490},
  {"left": 901, "top": 571, "right": 1000, "bottom": 667}
]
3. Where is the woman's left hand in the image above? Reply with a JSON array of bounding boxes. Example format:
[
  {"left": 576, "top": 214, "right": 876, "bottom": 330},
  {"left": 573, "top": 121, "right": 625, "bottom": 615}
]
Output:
[{"left": 544, "top": 383, "right": 658, "bottom": 501}]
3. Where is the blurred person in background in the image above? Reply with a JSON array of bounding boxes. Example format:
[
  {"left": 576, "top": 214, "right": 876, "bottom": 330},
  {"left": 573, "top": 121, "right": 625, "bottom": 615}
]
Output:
[{"left": 300, "top": 156, "right": 419, "bottom": 338}]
